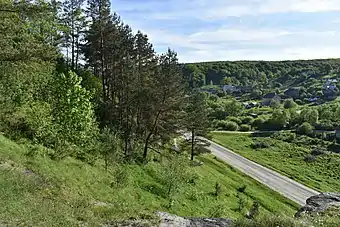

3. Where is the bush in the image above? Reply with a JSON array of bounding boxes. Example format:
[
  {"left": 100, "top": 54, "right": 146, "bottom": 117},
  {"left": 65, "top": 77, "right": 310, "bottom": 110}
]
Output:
[
  {"left": 304, "top": 154, "right": 316, "bottom": 163},
  {"left": 247, "top": 201, "right": 260, "bottom": 219},
  {"left": 252, "top": 117, "right": 266, "bottom": 129},
  {"left": 251, "top": 141, "right": 269, "bottom": 149},
  {"left": 209, "top": 202, "right": 227, "bottom": 217},
  {"left": 297, "top": 122, "right": 314, "bottom": 135},
  {"left": 295, "top": 99, "right": 304, "bottom": 105},
  {"left": 271, "top": 131, "right": 296, "bottom": 142},
  {"left": 52, "top": 71, "right": 98, "bottom": 147},
  {"left": 223, "top": 121, "right": 239, "bottom": 131},
  {"left": 215, "top": 181, "right": 222, "bottom": 197},
  {"left": 283, "top": 99, "right": 297, "bottom": 109},
  {"left": 239, "top": 124, "right": 251, "bottom": 132},
  {"left": 311, "top": 147, "right": 328, "bottom": 156},
  {"left": 226, "top": 116, "right": 242, "bottom": 125},
  {"left": 270, "top": 99, "right": 281, "bottom": 108},
  {"left": 242, "top": 116, "right": 254, "bottom": 125}
]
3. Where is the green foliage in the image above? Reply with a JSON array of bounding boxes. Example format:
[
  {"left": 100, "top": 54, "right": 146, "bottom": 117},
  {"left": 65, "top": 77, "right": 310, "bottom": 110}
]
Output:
[
  {"left": 52, "top": 71, "right": 98, "bottom": 146},
  {"left": 242, "top": 116, "right": 254, "bottom": 125},
  {"left": 270, "top": 99, "right": 281, "bottom": 109},
  {"left": 15, "top": 101, "right": 56, "bottom": 144},
  {"left": 0, "top": 134, "right": 300, "bottom": 225},
  {"left": 209, "top": 202, "right": 227, "bottom": 217},
  {"left": 100, "top": 127, "right": 122, "bottom": 169},
  {"left": 225, "top": 99, "right": 244, "bottom": 116},
  {"left": 297, "top": 122, "right": 314, "bottom": 136},
  {"left": 252, "top": 117, "right": 266, "bottom": 129},
  {"left": 227, "top": 116, "right": 243, "bottom": 125},
  {"left": 268, "top": 109, "right": 290, "bottom": 129},
  {"left": 225, "top": 121, "right": 239, "bottom": 131},
  {"left": 240, "top": 124, "right": 251, "bottom": 132},
  {"left": 215, "top": 181, "right": 222, "bottom": 197},
  {"left": 161, "top": 153, "right": 190, "bottom": 205},
  {"left": 247, "top": 201, "right": 260, "bottom": 219},
  {"left": 284, "top": 99, "right": 297, "bottom": 109},
  {"left": 300, "top": 108, "right": 319, "bottom": 125},
  {"left": 237, "top": 193, "right": 247, "bottom": 212}
]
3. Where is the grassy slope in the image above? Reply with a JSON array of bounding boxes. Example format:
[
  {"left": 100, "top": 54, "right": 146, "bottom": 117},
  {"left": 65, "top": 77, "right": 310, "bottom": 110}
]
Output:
[
  {"left": 211, "top": 132, "right": 340, "bottom": 192},
  {"left": 0, "top": 134, "right": 298, "bottom": 226}
]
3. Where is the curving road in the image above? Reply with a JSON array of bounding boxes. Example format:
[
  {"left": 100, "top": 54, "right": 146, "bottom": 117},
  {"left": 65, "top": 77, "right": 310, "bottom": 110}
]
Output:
[{"left": 202, "top": 138, "right": 319, "bottom": 206}]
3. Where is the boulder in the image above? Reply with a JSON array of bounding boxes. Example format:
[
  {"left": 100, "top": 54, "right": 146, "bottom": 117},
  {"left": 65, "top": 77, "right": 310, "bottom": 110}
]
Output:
[
  {"left": 157, "top": 212, "right": 233, "bottom": 227},
  {"left": 295, "top": 192, "right": 340, "bottom": 217}
]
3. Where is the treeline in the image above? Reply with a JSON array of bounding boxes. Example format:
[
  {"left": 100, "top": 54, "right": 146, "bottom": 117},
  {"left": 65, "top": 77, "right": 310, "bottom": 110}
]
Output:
[
  {"left": 0, "top": 0, "right": 209, "bottom": 163},
  {"left": 183, "top": 59, "right": 340, "bottom": 93}
]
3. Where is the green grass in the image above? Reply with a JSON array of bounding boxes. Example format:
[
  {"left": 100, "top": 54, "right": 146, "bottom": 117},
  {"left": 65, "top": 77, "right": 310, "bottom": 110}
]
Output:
[
  {"left": 211, "top": 132, "right": 340, "bottom": 192},
  {"left": 0, "top": 134, "right": 299, "bottom": 226}
]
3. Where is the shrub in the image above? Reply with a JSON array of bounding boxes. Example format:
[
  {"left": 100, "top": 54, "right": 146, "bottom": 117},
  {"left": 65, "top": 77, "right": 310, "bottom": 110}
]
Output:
[
  {"left": 226, "top": 116, "right": 242, "bottom": 125},
  {"left": 14, "top": 101, "right": 56, "bottom": 145},
  {"left": 223, "top": 121, "right": 239, "bottom": 131},
  {"left": 242, "top": 116, "right": 254, "bottom": 125},
  {"left": 52, "top": 71, "right": 98, "bottom": 147},
  {"left": 295, "top": 99, "right": 304, "bottom": 105},
  {"left": 304, "top": 154, "right": 316, "bottom": 163},
  {"left": 270, "top": 99, "right": 281, "bottom": 108},
  {"left": 209, "top": 202, "right": 227, "bottom": 217},
  {"left": 237, "top": 185, "right": 247, "bottom": 193},
  {"left": 247, "top": 201, "right": 260, "bottom": 219},
  {"left": 311, "top": 147, "right": 329, "bottom": 156},
  {"left": 252, "top": 117, "right": 266, "bottom": 129},
  {"left": 251, "top": 141, "right": 269, "bottom": 149},
  {"left": 239, "top": 124, "right": 251, "bottom": 132},
  {"left": 297, "top": 122, "right": 314, "bottom": 135},
  {"left": 237, "top": 193, "right": 247, "bottom": 212},
  {"left": 271, "top": 131, "right": 296, "bottom": 142},
  {"left": 283, "top": 99, "right": 297, "bottom": 109},
  {"left": 215, "top": 181, "right": 222, "bottom": 197}
]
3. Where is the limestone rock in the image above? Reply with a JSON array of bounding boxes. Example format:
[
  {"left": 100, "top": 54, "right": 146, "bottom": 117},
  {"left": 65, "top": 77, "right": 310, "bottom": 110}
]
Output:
[{"left": 295, "top": 192, "right": 340, "bottom": 217}]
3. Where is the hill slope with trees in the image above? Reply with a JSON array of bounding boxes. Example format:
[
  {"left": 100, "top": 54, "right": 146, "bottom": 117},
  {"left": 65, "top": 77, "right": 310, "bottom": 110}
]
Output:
[{"left": 183, "top": 59, "right": 340, "bottom": 101}]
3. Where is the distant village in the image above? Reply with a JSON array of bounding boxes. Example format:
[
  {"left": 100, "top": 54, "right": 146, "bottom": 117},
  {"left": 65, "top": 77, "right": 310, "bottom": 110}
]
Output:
[{"left": 201, "top": 78, "right": 339, "bottom": 108}]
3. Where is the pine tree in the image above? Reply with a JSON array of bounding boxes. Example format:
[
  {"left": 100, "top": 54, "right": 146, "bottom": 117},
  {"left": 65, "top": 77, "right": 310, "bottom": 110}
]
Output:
[
  {"left": 184, "top": 90, "right": 210, "bottom": 161},
  {"left": 83, "top": 0, "right": 112, "bottom": 99},
  {"left": 142, "top": 49, "right": 185, "bottom": 160}
]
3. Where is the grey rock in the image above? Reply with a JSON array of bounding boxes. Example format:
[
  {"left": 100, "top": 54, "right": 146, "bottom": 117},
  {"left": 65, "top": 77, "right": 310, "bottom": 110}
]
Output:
[
  {"left": 157, "top": 212, "right": 233, "bottom": 227},
  {"left": 106, "top": 212, "right": 233, "bottom": 227},
  {"left": 295, "top": 192, "right": 340, "bottom": 217}
]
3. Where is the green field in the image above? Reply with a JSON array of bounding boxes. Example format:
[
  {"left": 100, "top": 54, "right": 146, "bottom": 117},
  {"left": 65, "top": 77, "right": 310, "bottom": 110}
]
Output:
[
  {"left": 0, "top": 135, "right": 298, "bottom": 226},
  {"left": 211, "top": 132, "right": 340, "bottom": 192}
]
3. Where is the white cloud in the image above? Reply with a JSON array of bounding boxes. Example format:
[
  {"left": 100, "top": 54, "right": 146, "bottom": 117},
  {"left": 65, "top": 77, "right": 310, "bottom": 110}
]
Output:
[
  {"left": 112, "top": 0, "right": 340, "bottom": 62},
  {"left": 134, "top": 0, "right": 340, "bottom": 21},
  {"left": 142, "top": 27, "right": 340, "bottom": 62}
]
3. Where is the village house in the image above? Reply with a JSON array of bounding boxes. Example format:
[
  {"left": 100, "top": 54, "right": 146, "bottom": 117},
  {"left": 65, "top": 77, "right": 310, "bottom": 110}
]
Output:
[{"left": 261, "top": 93, "right": 281, "bottom": 106}]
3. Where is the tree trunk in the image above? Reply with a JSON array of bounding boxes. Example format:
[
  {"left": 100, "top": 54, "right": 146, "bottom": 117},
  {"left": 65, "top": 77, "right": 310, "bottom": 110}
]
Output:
[
  {"left": 191, "top": 129, "right": 195, "bottom": 161},
  {"left": 143, "top": 132, "right": 152, "bottom": 160}
]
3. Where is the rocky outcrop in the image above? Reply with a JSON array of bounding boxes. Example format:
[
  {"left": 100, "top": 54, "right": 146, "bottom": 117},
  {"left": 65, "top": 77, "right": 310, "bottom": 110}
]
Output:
[
  {"left": 157, "top": 212, "right": 233, "bottom": 227},
  {"left": 105, "top": 212, "right": 233, "bottom": 227},
  {"left": 295, "top": 192, "right": 340, "bottom": 217}
]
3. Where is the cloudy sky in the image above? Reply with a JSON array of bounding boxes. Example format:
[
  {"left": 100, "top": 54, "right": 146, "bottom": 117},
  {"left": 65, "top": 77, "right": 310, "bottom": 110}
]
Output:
[{"left": 112, "top": 0, "right": 340, "bottom": 63}]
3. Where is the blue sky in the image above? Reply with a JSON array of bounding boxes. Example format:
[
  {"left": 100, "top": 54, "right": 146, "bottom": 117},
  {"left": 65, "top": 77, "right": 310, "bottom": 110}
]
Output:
[{"left": 112, "top": 0, "right": 340, "bottom": 63}]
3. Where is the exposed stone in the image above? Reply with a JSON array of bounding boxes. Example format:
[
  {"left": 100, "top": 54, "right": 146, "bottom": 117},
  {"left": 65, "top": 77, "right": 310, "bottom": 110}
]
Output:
[
  {"left": 295, "top": 192, "right": 340, "bottom": 217},
  {"left": 106, "top": 212, "right": 233, "bottom": 227},
  {"left": 157, "top": 212, "right": 233, "bottom": 227}
]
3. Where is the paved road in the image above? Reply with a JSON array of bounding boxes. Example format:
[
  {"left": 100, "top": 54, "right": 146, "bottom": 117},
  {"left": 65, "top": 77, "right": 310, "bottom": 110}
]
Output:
[{"left": 202, "top": 138, "right": 319, "bottom": 206}]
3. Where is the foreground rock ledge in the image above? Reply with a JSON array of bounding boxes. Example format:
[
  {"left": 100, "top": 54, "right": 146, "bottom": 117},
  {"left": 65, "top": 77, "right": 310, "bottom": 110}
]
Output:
[
  {"left": 157, "top": 212, "right": 233, "bottom": 227},
  {"left": 295, "top": 192, "right": 340, "bottom": 217}
]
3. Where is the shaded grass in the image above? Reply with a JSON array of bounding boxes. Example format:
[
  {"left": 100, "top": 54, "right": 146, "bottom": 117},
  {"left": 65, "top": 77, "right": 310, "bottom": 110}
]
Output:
[
  {"left": 211, "top": 132, "right": 340, "bottom": 192},
  {"left": 0, "top": 135, "right": 298, "bottom": 226}
]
